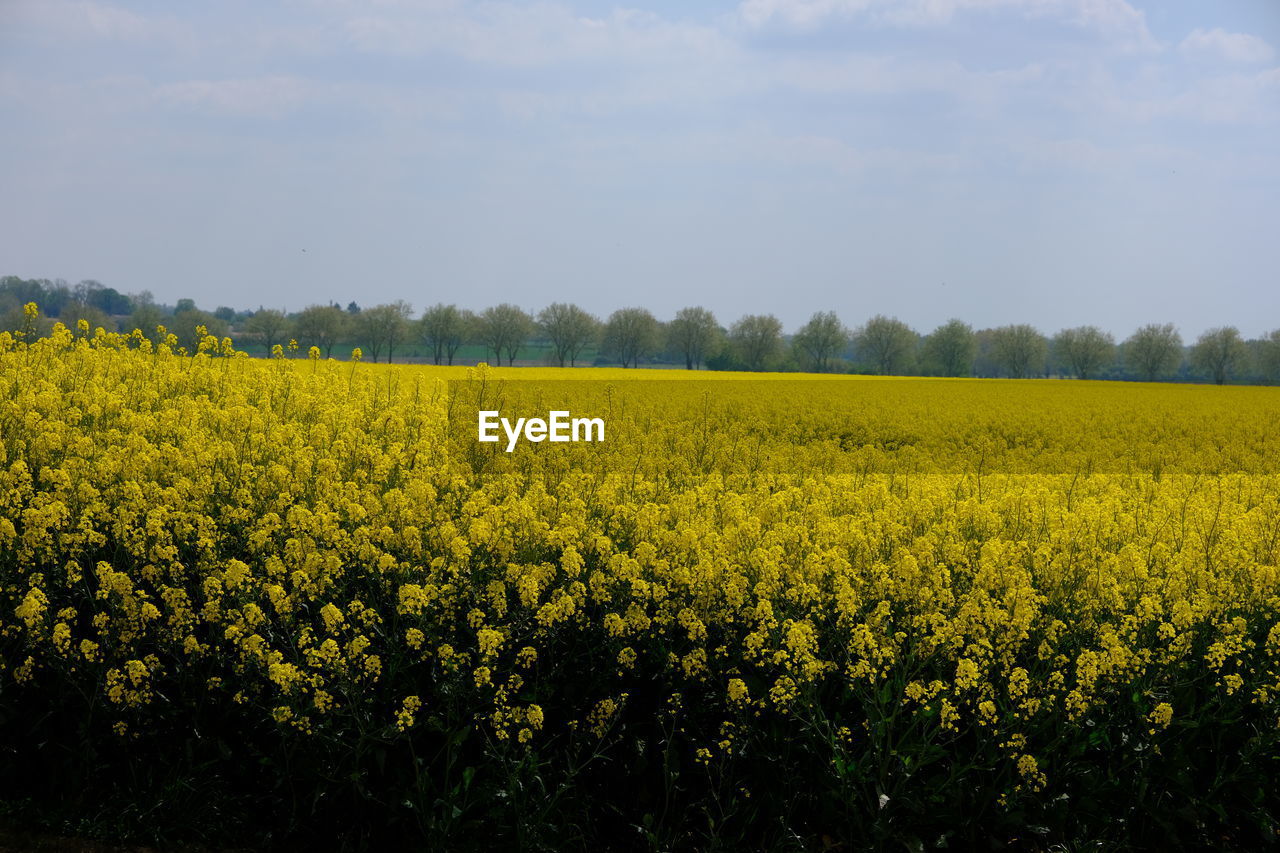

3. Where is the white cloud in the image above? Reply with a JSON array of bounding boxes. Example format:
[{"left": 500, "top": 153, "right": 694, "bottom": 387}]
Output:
[
  {"left": 1179, "top": 28, "right": 1274, "bottom": 64},
  {"left": 1134, "top": 67, "right": 1280, "bottom": 124},
  {"left": 342, "top": 3, "right": 733, "bottom": 67},
  {"left": 737, "top": 0, "right": 869, "bottom": 29},
  {"left": 155, "top": 77, "right": 316, "bottom": 117},
  {"left": 754, "top": 132, "right": 963, "bottom": 174},
  {"left": 736, "top": 0, "right": 1157, "bottom": 50},
  {"left": 4, "top": 0, "right": 188, "bottom": 43},
  {"left": 752, "top": 53, "right": 1046, "bottom": 102},
  {"left": 1008, "top": 136, "right": 1191, "bottom": 175}
]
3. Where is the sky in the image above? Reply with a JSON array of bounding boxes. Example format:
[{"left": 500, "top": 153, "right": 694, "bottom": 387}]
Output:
[{"left": 1, "top": 0, "right": 1277, "bottom": 338}]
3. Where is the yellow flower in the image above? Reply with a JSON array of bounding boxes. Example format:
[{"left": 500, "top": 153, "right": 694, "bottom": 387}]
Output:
[
  {"left": 1149, "top": 702, "right": 1173, "bottom": 732},
  {"left": 477, "top": 627, "right": 505, "bottom": 658},
  {"left": 319, "top": 603, "right": 344, "bottom": 634},
  {"left": 3, "top": 321, "right": 1279, "bottom": 818},
  {"left": 1016, "top": 754, "right": 1046, "bottom": 791},
  {"left": 396, "top": 695, "right": 422, "bottom": 731}
]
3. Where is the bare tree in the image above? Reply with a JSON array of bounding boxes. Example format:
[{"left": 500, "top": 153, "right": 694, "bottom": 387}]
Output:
[
  {"left": 1053, "top": 326, "right": 1116, "bottom": 379},
  {"left": 0, "top": 302, "right": 51, "bottom": 339},
  {"left": 458, "top": 310, "right": 478, "bottom": 360},
  {"left": 538, "top": 303, "right": 599, "bottom": 367},
  {"left": 171, "top": 309, "right": 228, "bottom": 353},
  {"left": 989, "top": 324, "right": 1047, "bottom": 378},
  {"left": 922, "top": 319, "right": 976, "bottom": 377},
  {"left": 1191, "top": 326, "right": 1248, "bottom": 385},
  {"left": 61, "top": 302, "right": 114, "bottom": 335},
  {"left": 730, "top": 314, "right": 783, "bottom": 371},
  {"left": 1123, "top": 323, "right": 1182, "bottom": 381},
  {"left": 1258, "top": 329, "right": 1280, "bottom": 384},
  {"left": 245, "top": 309, "right": 291, "bottom": 355},
  {"left": 602, "top": 307, "right": 659, "bottom": 368},
  {"left": 478, "top": 304, "right": 533, "bottom": 366},
  {"left": 668, "top": 306, "right": 718, "bottom": 370},
  {"left": 420, "top": 303, "right": 470, "bottom": 365},
  {"left": 294, "top": 305, "right": 346, "bottom": 358},
  {"left": 791, "top": 311, "right": 847, "bottom": 372},
  {"left": 126, "top": 302, "right": 164, "bottom": 341},
  {"left": 357, "top": 301, "right": 413, "bottom": 363},
  {"left": 854, "top": 315, "right": 916, "bottom": 375}
]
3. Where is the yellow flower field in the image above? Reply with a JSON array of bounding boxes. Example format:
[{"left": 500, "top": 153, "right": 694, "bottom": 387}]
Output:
[{"left": 2, "top": 321, "right": 1279, "bottom": 849}]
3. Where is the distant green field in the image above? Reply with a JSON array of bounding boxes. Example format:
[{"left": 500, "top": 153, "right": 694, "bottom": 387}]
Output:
[{"left": 233, "top": 338, "right": 604, "bottom": 365}]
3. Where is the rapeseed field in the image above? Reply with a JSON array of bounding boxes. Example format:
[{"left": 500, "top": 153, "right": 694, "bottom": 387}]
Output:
[{"left": 2, "top": 318, "right": 1278, "bottom": 850}]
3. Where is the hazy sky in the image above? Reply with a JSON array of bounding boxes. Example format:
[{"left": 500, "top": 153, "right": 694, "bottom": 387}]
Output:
[{"left": 1, "top": 0, "right": 1277, "bottom": 337}]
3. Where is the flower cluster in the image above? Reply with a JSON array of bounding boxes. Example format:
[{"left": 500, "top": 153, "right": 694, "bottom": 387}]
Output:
[{"left": 1, "top": 319, "right": 1278, "bottom": 823}]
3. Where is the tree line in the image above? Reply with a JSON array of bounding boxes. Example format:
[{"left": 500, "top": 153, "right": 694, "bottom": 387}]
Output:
[{"left": 3, "top": 275, "right": 1278, "bottom": 384}]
